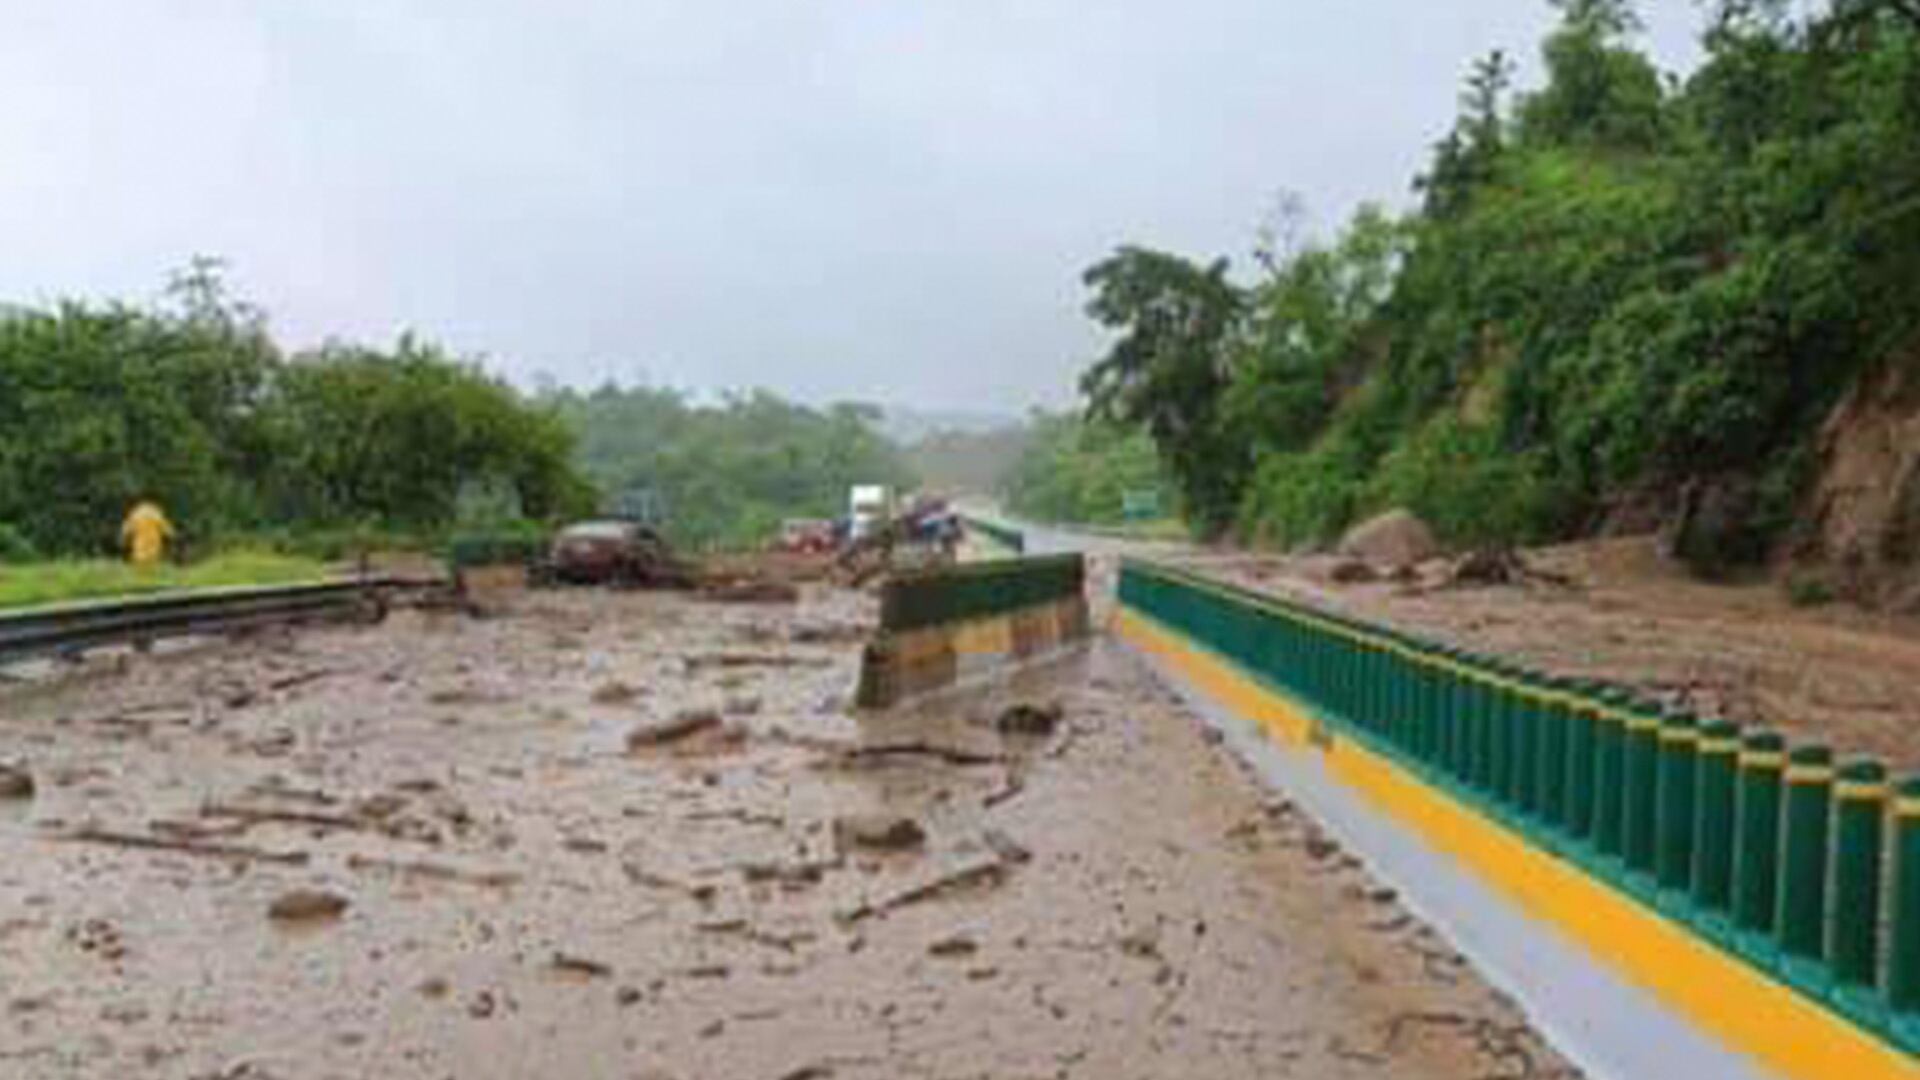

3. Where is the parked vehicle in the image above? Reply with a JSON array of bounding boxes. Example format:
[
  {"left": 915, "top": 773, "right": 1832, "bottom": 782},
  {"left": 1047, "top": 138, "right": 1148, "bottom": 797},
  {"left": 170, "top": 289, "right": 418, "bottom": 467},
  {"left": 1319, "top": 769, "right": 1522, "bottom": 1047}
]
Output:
[
  {"left": 537, "top": 519, "right": 687, "bottom": 587},
  {"left": 848, "top": 485, "right": 892, "bottom": 542},
  {"left": 774, "top": 518, "right": 836, "bottom": 554}
]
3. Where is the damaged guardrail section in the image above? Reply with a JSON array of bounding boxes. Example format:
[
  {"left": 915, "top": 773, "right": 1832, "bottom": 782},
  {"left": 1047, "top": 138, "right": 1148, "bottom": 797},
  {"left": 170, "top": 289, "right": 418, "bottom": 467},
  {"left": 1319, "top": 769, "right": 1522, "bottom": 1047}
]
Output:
[
  {"left": 1117, "top": 559, "right": 1920, "bottom": 1080},
  {"left": 856, "top": 554, "right": 1086, "bottom": 708}
]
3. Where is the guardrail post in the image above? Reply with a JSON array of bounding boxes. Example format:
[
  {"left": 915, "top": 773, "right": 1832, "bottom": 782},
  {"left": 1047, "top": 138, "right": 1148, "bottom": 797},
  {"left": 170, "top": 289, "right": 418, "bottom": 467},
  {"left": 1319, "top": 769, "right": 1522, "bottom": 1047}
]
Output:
[
  {"left": 1656, "top": 712, "right": 1700, "bottom": 892},
  {"left": 1692, "top": 720, "right": 1741, "bottom": 915},
  {"left": 1830, "top": 758, "right": 1888, "bottom": 990},
  {"left": 1486, "top": 662, "right": 1514, "bottom": 806},
  {"left": 1512, "top": 671, "right": 1541, "bottom": 817},
  {"left": 1734, "top": 731, "right": 1786, "bottom": 935},
  {"left": 1454, "top": 655, "right": 1475, "bottom": 782},
  {"left": 1623, "top": 699, "right": 1663, "bottom": 875},
  {"left": 1889, "top": 777, "right": 1920, "bottom": 1016},
  {"left": 1564, "top": 682, "right": 1598, "bottom": 841},
  {"left": 1536, "top": 678, "right": 1569, "bottom": 829},
  {"left": 1778, "top": 745, "right": 1835, "bottom": 962},
  {"left": 1593, "top": 690, "right": 1629, "bottom": 858},
  {"left": 1470, "top": 664, "right": 1497, "bottom": 794},
  {"left": 1458, "top": 662, "right": 1483, "bottom": 788}
]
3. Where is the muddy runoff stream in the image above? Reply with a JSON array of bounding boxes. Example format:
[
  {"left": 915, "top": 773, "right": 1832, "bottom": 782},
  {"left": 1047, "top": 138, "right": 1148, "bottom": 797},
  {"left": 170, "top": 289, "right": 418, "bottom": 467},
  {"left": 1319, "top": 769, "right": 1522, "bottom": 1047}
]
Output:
[{"left": 0, "top": 582, "right": 1569, "bottom": 1079}]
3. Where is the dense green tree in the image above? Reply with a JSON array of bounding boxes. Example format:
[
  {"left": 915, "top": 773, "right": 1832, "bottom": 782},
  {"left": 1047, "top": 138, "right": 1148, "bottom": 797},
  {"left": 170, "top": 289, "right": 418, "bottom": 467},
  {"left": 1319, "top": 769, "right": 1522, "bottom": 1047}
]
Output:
[
  {"left": 999, "top": 412, "right": 1170, "bottom": 525},
  {"left": 1074, "top": 0, "right": 1920, "bottom": 566},
  {"left": 0, "top": 264, "right": 593, "bottom": 556},
  {"left": 1078, "top": 247, "right": 1246, "bottom": 536}
]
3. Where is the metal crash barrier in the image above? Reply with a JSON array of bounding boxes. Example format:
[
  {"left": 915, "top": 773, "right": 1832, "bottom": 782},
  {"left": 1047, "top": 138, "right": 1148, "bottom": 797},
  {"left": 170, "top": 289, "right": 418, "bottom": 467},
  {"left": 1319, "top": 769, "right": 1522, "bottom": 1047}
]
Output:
[
  {"left": 0, "top": 580, "right": 389, "bottom": 666},
  {"left": 1118, "top": 558, "right": 1920, "bottom": 1076}
]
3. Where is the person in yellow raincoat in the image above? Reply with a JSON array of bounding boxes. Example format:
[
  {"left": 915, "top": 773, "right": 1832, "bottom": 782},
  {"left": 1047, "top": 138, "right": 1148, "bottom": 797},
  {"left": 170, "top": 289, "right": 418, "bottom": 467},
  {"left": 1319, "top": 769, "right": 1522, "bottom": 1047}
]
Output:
[{"left": 121, "top": 500, "right": 174, "bottom": 567}]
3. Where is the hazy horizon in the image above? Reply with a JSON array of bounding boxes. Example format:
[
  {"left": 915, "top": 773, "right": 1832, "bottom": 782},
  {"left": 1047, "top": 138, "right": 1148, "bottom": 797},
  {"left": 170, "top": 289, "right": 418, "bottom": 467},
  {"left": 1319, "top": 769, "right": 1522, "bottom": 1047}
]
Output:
[{"left": 0, "top": 2, "right": 1702, "bottom": 413}]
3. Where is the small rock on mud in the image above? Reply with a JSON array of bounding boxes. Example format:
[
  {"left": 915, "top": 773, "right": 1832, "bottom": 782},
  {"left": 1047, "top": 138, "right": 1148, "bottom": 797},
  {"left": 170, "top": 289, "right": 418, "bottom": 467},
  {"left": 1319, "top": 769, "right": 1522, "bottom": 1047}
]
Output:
[
  {"left": 1328, "top": 558, "right": 1379, "bottom": 585},
  {"left": 995, "top": 702, "right": 1063, "bottom": 735},
  {"left": 833, "top": 813, "right": 927, "bottom": 853},
  {"left": 928, "top": 933, "right": 978, "bottom": 958},
  {"left": 551, "top": 952, "right": 613, "bottom": 978},
  {"left": 0, "top": 763, "right": 34, "bottom": 800},
  {"left": 267, "top": 888, "right": 350, "bottom": 923},
  {"left": 591, "top": 681, "right": 641, "bottom": 705}
]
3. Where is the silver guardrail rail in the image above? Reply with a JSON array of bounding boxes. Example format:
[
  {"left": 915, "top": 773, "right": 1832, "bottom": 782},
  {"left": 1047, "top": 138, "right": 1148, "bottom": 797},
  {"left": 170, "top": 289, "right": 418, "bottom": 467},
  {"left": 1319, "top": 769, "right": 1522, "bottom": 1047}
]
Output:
[{"left": 0, "top": 579, "right": 397, "bottom": 665}]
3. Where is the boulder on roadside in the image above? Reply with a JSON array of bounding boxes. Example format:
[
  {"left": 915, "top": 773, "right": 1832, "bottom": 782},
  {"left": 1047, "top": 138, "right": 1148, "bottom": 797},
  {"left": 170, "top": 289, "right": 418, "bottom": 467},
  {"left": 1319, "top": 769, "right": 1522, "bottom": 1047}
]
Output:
[{"left": 1338, "top": 510, "right": 1439, "bottom": 569}]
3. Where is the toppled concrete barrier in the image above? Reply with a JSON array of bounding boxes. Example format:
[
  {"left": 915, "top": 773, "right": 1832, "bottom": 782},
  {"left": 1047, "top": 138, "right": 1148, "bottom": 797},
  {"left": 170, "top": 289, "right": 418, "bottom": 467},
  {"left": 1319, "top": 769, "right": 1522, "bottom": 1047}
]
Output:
[{"left": 856, "top": 554, "right": 1089, "bottom": 709}]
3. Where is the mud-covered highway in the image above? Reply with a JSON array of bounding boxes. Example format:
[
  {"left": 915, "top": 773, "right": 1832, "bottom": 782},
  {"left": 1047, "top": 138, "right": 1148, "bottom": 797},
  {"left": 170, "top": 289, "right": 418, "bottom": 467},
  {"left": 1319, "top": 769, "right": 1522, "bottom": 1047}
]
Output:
[{"left": 0, "top": 579, "right": 1570, "bottom": 1079}]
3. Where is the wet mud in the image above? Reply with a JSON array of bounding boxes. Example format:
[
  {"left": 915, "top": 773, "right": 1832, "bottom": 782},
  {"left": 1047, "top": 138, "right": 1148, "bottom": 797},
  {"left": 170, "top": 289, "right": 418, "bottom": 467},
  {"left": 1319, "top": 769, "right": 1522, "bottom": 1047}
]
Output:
[{"left": 1, "top": 583, "right": 1569, "bottom": 1079}]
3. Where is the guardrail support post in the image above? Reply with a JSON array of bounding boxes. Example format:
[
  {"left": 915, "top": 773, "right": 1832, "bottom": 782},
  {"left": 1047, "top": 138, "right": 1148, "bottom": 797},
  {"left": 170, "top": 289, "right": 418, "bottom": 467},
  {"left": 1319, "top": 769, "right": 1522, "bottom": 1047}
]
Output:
[
  {"left": 1564, "top": 682, "right": 1598, "bottom": 841},
  {"left": 1733, "top": 731, "right": 1786, "bottom": 935},
  {"left": 1656, "top": 712, "right": 1700, "bottom": 892},
  {"left": 1692, "top": 720, "right": 1741, "bottom": 914},
  {"left": 1830, "top": 758, "right": 1888, "bottom": 990},
  {"left": 1623, "top": 700, "right": 1663, "bottom": 875},
  {"left": 1593, "top": 691, "right": 1628, "bottom": 858},
  {"left": 1889, "top": 777, "right": 1920, "bottom": 1016},
  {"left": 1513, "top": 671, "right": 1541, "bottom": 817},
  {"left": 1536, "top": 679, "right": 1569, "bottom": 829},
  {"left": 1778, "top": 745, "right": 1835, "bottom": 962}
]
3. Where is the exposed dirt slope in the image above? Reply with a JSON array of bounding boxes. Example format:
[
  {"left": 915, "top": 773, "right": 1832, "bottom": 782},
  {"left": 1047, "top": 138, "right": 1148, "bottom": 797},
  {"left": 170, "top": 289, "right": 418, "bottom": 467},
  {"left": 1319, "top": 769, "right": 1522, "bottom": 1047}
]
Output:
[
  {"left": 1188, "top": 536, "right": 1920, "bottom": 769},
  {"left": 1796, "top": 357, "right": 1920, "bottom": 610}
]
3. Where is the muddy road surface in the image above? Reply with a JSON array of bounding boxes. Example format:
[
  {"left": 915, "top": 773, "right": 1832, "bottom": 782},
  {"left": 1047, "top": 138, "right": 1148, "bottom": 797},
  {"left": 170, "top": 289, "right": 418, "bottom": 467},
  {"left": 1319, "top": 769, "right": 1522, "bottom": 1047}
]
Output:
[{"left": 0, "top": 584, "right": 1566, "bottom": 1079}]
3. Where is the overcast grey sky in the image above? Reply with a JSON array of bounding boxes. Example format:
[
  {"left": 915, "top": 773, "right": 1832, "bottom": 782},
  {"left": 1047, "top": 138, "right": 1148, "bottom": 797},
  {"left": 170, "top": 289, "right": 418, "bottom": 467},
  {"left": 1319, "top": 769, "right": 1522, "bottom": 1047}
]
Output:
[{"left": 0, "top": 2, "right": 1703, "bottom": 412}]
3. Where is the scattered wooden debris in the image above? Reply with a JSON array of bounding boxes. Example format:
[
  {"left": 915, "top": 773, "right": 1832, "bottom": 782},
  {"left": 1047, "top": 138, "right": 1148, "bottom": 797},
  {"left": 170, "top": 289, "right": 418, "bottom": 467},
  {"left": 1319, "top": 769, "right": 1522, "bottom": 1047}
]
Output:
[
  {"left": 56, "top": 826, "right": 309, "bottom": 865},
  {"left": 683, "top": 652, "right": 830, "bottom": 670},
  {"left": 838, "top": 855, "right": 1007, "bottom": 924},
  {"left": 627, "top": 708, "right": 722, "bottom": 749},
  {"left": 344, "top": 853, "right": 520, "bottom": 888},
  {"left": 828, "top": 742, "right": 1006, "bottom": 768}
]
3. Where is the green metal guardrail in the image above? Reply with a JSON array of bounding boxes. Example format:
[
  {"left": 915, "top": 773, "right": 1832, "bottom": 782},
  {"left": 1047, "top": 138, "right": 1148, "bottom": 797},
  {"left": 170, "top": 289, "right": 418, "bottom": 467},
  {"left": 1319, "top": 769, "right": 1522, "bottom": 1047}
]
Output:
[
  {"left": 1119, "top": 558, "right": 1920, "bottom": 1054},
  {"left": 959, "top": 516, "right": 1025, "bottom": 555},
  {"left": 881, "top": 553, "right": 1081, "bottom": 633}
]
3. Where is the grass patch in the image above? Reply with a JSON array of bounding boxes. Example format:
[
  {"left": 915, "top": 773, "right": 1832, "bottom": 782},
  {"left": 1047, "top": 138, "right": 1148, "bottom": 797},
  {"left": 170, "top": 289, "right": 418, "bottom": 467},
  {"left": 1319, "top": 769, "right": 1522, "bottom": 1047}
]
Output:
[{"left": 0, "top": 551, "right": 333, "bottom": 611}]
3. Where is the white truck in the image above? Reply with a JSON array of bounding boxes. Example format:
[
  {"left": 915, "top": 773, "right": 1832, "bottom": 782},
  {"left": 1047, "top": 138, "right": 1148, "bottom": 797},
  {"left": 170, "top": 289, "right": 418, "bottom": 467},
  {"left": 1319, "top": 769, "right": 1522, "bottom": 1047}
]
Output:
[{"left": 848, "top": 484, "right": 893, "bottom": 542}]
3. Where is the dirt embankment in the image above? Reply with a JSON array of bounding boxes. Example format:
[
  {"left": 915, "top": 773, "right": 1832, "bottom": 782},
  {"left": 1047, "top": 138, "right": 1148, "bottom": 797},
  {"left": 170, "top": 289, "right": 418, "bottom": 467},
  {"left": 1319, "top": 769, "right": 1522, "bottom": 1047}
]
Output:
[
  {"left": 0, "top": 583, "right": 1563, "bottom": 1079},
  {"left": 1191, "top": 536, "right": 1920, "bottom": 770},
  {"left": 1794, "top": 356, "right": 1920, "bottom": 610}
]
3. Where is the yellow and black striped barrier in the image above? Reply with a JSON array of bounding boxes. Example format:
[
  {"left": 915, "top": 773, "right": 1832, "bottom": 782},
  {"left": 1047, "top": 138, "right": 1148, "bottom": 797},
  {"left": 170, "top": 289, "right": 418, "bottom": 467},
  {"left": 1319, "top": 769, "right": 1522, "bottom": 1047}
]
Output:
[{"left": 855, "top": 554, "right": 1085, "bottom": 708}]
